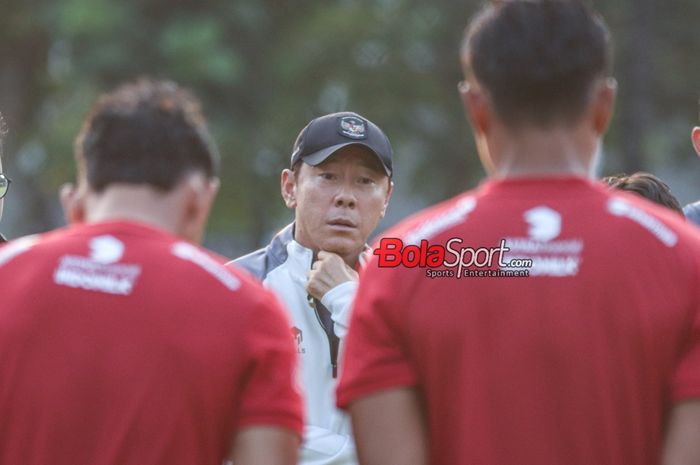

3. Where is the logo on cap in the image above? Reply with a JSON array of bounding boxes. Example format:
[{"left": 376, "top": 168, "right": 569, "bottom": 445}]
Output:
[{"left": 339, "top": 116, "right": 367, "bottom": 140}]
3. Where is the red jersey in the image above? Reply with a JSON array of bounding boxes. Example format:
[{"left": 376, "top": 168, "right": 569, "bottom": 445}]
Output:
[
  {"left": 337, "top": 177, "right": 700, "bottom": 465},
  {"left": 0, "top": 221, "right": 302, "bottom": 465}
]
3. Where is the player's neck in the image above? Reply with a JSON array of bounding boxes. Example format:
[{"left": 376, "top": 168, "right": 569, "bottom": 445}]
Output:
[
  {"left": 83, "top": 185, "right": 186, "bottom": 236},
  {"left": 488, "top": 125, "right": 598, "bottom": 179}
]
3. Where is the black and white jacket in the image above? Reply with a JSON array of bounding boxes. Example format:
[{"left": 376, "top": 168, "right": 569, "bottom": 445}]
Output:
[{"left": 230, "top": 223, "right": 359, "bottom": 465}]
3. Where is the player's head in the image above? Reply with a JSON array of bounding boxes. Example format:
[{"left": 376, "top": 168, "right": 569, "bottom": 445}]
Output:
[
  {"left": 65, "top": 79, "right": 220, "bottom": 242},
  {"left": 691, "top": 100, "right": 700, "bottom": 158},
  {"left": 75, "top": 79, "right": 218, "bottom": 192},
  {"left": 281, "top": 112, "right": 393, "bottom": 266},
  {"left": 604, "top": 172, "right": 684, "bottom": 216},
  {"left": 459, "top": 0, "right": 615, "bottom": 172}
]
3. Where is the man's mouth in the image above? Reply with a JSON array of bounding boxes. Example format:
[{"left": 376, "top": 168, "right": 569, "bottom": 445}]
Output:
[{"left": 327, "top": 218, "right": 357, "bottom": 229}]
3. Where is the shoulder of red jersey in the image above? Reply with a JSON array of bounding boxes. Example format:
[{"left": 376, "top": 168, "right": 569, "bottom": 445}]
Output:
[
  {"left": 0, "top": 224, "right": 271, "bottom": 301},
  {"left": 0, "top": 224, "right": 77, "bottom": 267},
  {"left": 0, "top": 234, "right": 42, "bottom": 268},
  {"left": 169, "top": 240, "right": 273, "bottom": 294},
  {"left": 604, "top": 190, "right": 699, "bottom": 249},
  {"left": 376, "top": 190, "right": 479, "bottom": 247}
]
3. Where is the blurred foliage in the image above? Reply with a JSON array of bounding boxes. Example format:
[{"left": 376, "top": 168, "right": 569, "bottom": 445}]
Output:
[{"left": 1, "top": 0, "right": 699, "bottom": 256}]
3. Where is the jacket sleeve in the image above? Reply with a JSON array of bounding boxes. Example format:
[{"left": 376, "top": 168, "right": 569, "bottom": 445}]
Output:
[
  {"left": 320, "top": 281, "right": 358, "bottom": 339},
  {"left": 299, "top": 425, "right": 356, "bottom": 465}
]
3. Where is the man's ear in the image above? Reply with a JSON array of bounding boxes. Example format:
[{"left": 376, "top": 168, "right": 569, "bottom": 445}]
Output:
[
  {"left": 691, "top": 127, "right": 700, "bottom": 157},
  {"left": 202, "top": 176, "right": 220, "bottom": 211},
  {"left": 591, "top": 77, "right": 617, "bottom": 134},
  {"left": 181, "top": 173, "right": 219, "bottom": 243},
  {"left": 380, "top": 180, "right": 394, "bottom": 218},
  {"left": 281, "top": 168, "right": 297, "bottom": 209},
  {"left": 460, "top": 80, "right": 497, "bottom": 174},
  {"left": 460, "top": 80, "right": 491, "bottom": 136},
  {"left": 59, "top": 182, "right": 86, "bottom": 224}
]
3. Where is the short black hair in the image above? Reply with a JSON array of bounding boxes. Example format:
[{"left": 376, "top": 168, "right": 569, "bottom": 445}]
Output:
[
  {"left": 462, "top": 0, "right": 612, "bottom": 128},
  {"left": 75, "top": 79, "right": 219, "bottom": 192},
  {"left": 604, "top": 172, "right": 684, "bottom": 216}
]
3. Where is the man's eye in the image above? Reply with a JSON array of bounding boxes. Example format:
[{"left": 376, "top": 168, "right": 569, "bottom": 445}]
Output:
[
  {"left": 358, "top": 177, "right": 375, "bottom": 185},
  {"left": 320, "top": 173, "right": 336, "bottom": 180}
]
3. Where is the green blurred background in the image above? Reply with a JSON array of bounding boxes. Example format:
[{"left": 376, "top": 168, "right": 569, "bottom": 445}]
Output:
[{"left": 1, "top": 0, "right": 699, "bottom": 257}]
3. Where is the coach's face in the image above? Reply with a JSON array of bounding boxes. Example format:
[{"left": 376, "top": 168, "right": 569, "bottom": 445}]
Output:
[{"left": 282, "top": 146, "right": 392, "bottom": 266}]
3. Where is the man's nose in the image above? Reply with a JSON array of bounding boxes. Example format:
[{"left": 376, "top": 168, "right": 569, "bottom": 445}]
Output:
[{"left": 334, "top": 183, "right": 357, "bottom": 208}]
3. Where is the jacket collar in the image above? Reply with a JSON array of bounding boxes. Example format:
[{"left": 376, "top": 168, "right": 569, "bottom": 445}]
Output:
[{"left": 274, "top": 222, "right": 371, "bottom": 271}]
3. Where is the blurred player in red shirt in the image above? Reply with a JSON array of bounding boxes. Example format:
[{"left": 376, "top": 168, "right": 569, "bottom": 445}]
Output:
[
  {"left": 0, "top": 80, "right": 302, "bottom": 465},
  {"left": 337, "top": 2, "right": 700, "bottom": 465}
]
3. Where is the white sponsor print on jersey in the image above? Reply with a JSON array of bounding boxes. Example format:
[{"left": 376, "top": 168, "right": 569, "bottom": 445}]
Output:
[
  {"left": 607, "top": 197, "right": 677, "bottom": 247},
  {"left": 503, "top": 206, "right": 584, "bottom": 277},
  {"left": 171, "top": 242, "right": 240, "bottom": 291},
  {"left": 53, "top": 236, "right": 142, "bottom": 295},
  {"left": 524, "top": 206, "right": 561, "bottom": 242},
  {"left": 89, "top": 235, "right": 124, "bottom": 264}
]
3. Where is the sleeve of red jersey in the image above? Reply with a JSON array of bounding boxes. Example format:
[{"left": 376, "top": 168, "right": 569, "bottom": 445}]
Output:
[
  {"left": 672, "top": 242, "right": 700, "bottom": 402},
  {"left": 336, "top": 258, "right": 419, "bottom": 410},
  {"left": 235, "top": 290, "right": 304, "bottom": 436}
]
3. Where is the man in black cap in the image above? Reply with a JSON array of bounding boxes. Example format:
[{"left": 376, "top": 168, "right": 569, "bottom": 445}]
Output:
[{"left": 230, "top": 111, "right": 393, "bottom": 465}]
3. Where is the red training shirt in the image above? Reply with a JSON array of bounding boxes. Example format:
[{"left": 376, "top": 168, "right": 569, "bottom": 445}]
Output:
[
  {"left": 0, "top": 221, "right": 302, "bottom": 465},
  {"left": 338, "top": 177, "right": 700, "bottom": 465}
]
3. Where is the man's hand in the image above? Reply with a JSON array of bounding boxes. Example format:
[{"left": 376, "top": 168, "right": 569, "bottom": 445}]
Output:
[{"left": 307, "top": 251, "right": 359, "bottom": 301}]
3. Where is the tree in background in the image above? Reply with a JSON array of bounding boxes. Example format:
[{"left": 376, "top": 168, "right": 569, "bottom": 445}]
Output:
[{"left": 1, "top": 0, "right": 699, "bottom": 255}]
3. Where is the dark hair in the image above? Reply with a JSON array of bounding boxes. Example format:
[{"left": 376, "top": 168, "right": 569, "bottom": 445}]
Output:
[
  {"left": 604, "top": 172, "right": 684, "bottom": 216},
  {"left": 291, "top": 160, "right": 302, "bottom": 176},
  {"left": 462, "top": 0, "right": 612, "bottom": 128},
  {"left": 75, "top": 79, "right": 219, "bottom": 192}
]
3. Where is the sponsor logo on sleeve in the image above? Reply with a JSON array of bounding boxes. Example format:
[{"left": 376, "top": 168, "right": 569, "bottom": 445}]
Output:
[
  {"left": 607, "top": 197, "right": 677, "bottom": 247},
  {"left": 172, "top": 242, "right": 240, "bottom": 291}
]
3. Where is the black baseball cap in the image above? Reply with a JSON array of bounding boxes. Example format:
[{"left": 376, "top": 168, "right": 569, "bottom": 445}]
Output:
[{"left": 290, "top": 111, "right": 393, "bottom": 177}]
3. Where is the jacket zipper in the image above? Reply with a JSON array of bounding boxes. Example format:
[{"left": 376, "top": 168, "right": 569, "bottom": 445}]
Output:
[{"left": 310, "top": 296, "right": 340, "bottom": 378}]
